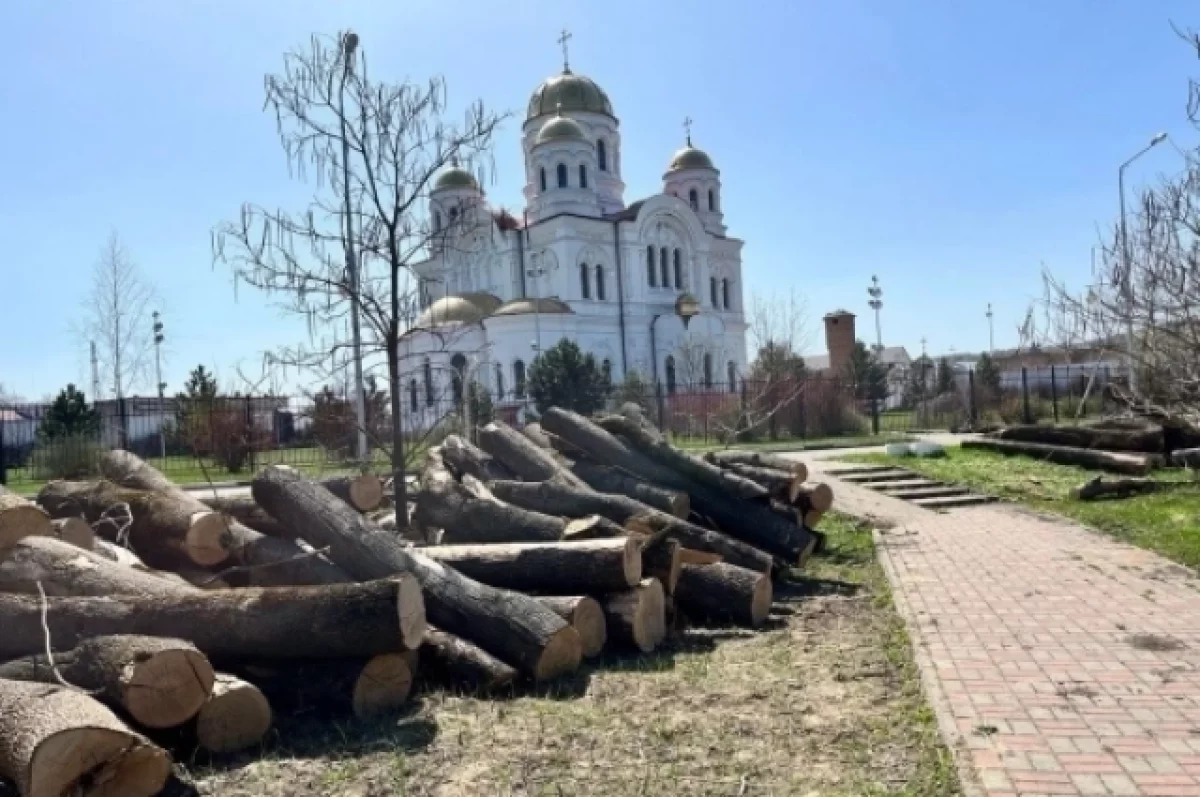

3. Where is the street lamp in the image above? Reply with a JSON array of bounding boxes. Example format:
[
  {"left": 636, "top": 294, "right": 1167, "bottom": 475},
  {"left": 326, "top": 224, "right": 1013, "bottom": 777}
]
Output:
[
  {"left": 867, "top": 275, "right": 883, "bottom": 352},
  {"left": 339, "top": 30, "right": 368, "bottom": 464},
  {"left": 1118, "top": 131, "right": 1167, "bottom": 393},
  {"left": 985, "top": 303, "right": 994, "bottom": 353},
  {"left": 650, "top": 293, "right": 701, "bottom": 388}
]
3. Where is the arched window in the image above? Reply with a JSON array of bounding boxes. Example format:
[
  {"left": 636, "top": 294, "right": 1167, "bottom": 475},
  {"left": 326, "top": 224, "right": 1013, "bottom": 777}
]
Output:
[
  {"left": 556, "top": 163, "right": 568, "bottom": 188},
  {"left": 449, "top": 207, "right": 458, "bottom": 222},
  {"left": 665, "top": 356, "right": 677, "bottom": 395},
  {"left": 579, "top": 263, "right": 590, "bottom": 299},
  {"left": 647, "top": 247, "right": 657, "bottom": 287},
  {"left": 423, "top": 358, "right": 434, "bottom": 406},
  {"left": 539, "top": 167, "right": 547, "bottom": 192},
  {"left": 722, "top": 279, "right": 731, "bottom": 310},
  {"left": 409, "top": 379, "right": 418, "bottom": 412},
  {"left": 673, "top": 249, "right": 683, "bottom": 289},
  {"left": 579, "top": 164, "right": 588, "bottom": 189},
  {"left": 433, "top": 211, "right": 442, "bottom": 232},
  {"left": 514, "top": 360, "right": 527, "bottom": 397},
  {"left": 597, "top": 139, "right": 607, "bottom": 171},
  {"left": 703, "top": 353, "right": 713, "bottom": 388},
  {"left": 710, "top": 276, "right": 718, "bottom": 308},
  {"left": 494, "top": 364, "right": 504, "bottom": 399},
  {"left": 660, "top": 247, "right": 669, "bottom": 288},
  {"left": 451, "top": 354, "right": 467, "bottom": 405},
  {"left": 708, "top": 189, "right": 716, "bottom": 211},
  {"left": 602, "top": 359, "right": 612, "bottom": 384},
  {"left": 688, "top": 188, "right": 699, "bottom": 211},
  {"left": 727, "top": 361, "right": 737, "bottom": 393},
  {"left": 595, "top": 265, "right": 606, "bottom": 301}
]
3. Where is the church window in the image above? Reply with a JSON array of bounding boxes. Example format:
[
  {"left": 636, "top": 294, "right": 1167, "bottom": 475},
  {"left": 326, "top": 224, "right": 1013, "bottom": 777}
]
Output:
[
  {"left": 727, "top": 361, "right": 737, "bottom": 393},
  {"left": 409, "top": 379, "right": 418, "bottom": 412},
  {"left": 710, "top": 276, "right": 718, "bottom": 308},
  {"left": 722, "top": 278, "right": 730, "bottom": 309},
  {"left": 688, "top": 188, "right": 699, "bottom": 211},
  {"left": 556, "top": 163, "right": 568, "bottom": 188},
  {"left": 660, "top": 247, "right": 669, "bottom": 287},
  {"left": 451, "top": 354, "right": 467, "bottom": 405},
  {"left": 673, "top": 249, "right": 682, "bottom": 289},
  {"left": 703, "top": 353, "right": 713, "bottom": 388},
  {"left": 495, "top": 364, "right": 504, "bottom": 398},
  {"left": 514, "top": 360, "right": 527, "bottom": 397},
  {"left": 708, "top": 189, "right": 716, "bottom": 211},
  {"left": 647, "top": 247, "right": 656, "bottom": 287},
  {"left": 423, "top": 358, "right": 434, "bottom": 406},
  {"left": 597, "top": 139, "right": 607, "bottom": 171},
  {"left": 433, "top": 211, "right": 442, "bottom": 232},
  {"left": 665, "top": 356, "right": 677, "bottom": 395},
  {"left": 579, "top": 164, "right": 588, "bottom": 188},
  {"left": 580, "top": 263, "right": 590, "bottom": 299},
  {"left": 602, "top": 359, "right": 612, "bottom": 383},
  {"left": 539, "top": 167, "right": 547, "bottom": 192},
  {"left": 595, "top": 265, "right": 606, "bottom": 300}
]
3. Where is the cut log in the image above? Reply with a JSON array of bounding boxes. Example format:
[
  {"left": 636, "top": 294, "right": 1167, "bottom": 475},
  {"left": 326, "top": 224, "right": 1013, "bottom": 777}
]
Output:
[
  {"left": 639, "top": 536, "right": 681, "bottom": 595},
  {"left": 476, "top": 420, "right": 590, "bottom": 490},
  {"left": 488, "top": 478, "right": 773, "bottom": 573},
  {"left": 521, "top": 422, "right": 553, "bottom": 450},
  {"left": 704, "top": 450, "right": 808, "bottom": 481},
  {"left": 962, "top": 438, "right": 1159, "bottom": 475},
  {"left": 421, "top": 538, "right": 642, "bottom": 594},
  {"left": 543, "top": 409, "right": 811, "bottom": 562},
  {"left": 535, "top": 596, "right": 606, "bottom": 658},
  {"left": 0, "top": 576, "right": 426, "bottom": 662},
  {"left": 0, "top": 678, "right": 171, "bottom": 797},
  {"left": 195, "top": 674, "right": 272, "bottom": 754},
  {"left": 96, "top": 450, "right": 351, "bottom": 586},
  {"left": 0, "top": 486, "right": 51, "bottom": 550},
  {"left": 1069, "top": 476, "right": 1162, "bottom": 501},
  {"left": 603, "top": 578, "right": 666, "bottom": 653},
  {"left": 197, "top": 496, "right": 293, "bottom": 539},
  {"left": 251, "top": 466, "right": 581, "bottom": 679},
  {"left": 49, "top": 517, "right": 94, "bottom": 550},
  {"left": 723, "top": 462, "right": 805, "bottom": 503},
  {"left": 0, "top": 635, "right": 214, "bottom": 729},
  {"left": 242, "top": 654, "right": 412, "bottom": 721},
  {"left": 418, "top": 628, "right": 518, "bottom": 692},
  {"left": 1169, "top": 447, "right": 1200, "bottom": 467},
  {"left": 994, "top": 423, "right": 1164, "bottom": 453},
  {"left": 439, "top": 435, "right": 516, "bottom": 482},
  {"left": 92, "top": 539, "right": 145, "bottom": 568},
  {"left": 675, "top": 563, "right": 772, "bottom": 628},
  {"left": 569, "top": 460, "right": 690, "bottom": 518},
  {"left": 676, "top": 548, "right": 722, "bottom": 566},
  {"left": 562, "top": 514, "right": 630, "bottom": 540},
  {"left": 795, "top": 483, "right": 834, "bottom": 513},
  {"left": 0, "top": 536, "right": 194, "bottom": 598},
  {"left": 803, "top": 509, "right": 825, "bottom": 527},
  {"left": 319, "top": 474, "right": 385, "bottom": 512}
]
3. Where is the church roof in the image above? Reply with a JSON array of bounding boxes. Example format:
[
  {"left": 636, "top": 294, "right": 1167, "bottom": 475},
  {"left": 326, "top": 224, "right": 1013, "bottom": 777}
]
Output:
[
  {"left": 527, "top": 69, "right": 614, "bottom": 121},
  {"left": 666, "top": 144, "right": 716, "bottom": 173},
  {"left": 492, "top": 297, "right": 574, "bottom": 317},
  {"left": 414, "top": 292, "right": 501, "bottom": 328},
  {"left": 433, "top": 165, "right": 479, "bottom": 192}
]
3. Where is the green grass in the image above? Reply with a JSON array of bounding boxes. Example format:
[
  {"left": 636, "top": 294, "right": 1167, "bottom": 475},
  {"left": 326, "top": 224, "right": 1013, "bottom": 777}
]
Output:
[{"left": 842, "top": 447, "right": 1200, "bottom": 568}]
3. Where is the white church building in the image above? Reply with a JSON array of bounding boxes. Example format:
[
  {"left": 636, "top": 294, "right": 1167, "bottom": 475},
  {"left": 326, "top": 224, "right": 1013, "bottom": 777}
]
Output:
[{"left": 400, "top": 50, "right": 748, "bottom": 424}]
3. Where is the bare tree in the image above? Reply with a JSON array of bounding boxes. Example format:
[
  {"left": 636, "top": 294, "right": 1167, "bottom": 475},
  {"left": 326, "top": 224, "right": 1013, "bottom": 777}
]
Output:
[
  {"left": 747, "top": 289, "right": 812, "bottom": 360},
  {"left": 78, "top": 233, "right": 158, "bottom": 402},
  {"left": 213, "top": 31, "right": 504, "bottom": 516}
]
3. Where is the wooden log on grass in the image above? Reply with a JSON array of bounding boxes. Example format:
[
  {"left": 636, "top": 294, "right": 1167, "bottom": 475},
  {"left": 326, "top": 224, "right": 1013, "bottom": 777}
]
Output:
[
  {"left": 0, "top": 486, "right": 51, "bottom": 550},
  {"left": 568, "top": 460, "right": 690, "bottom": 518},
  {"left": 422, "top": 538, "right": 642, "bottom": 595},
  {"left": 962, "top": 437, "right": 1158, "bottom": 476},
  {"left": 0, "top": 635, "right": 215, "bottom": 729},
  {"left": 243, "top": 653, "right": 411, "bottom": 721},
  {"left": 418, "top": 628, "right": 518, "bottom": 692},
  {"left": 675, "top": 562, "right": 773, "bottom": 628},
  {"left": 0, "top": 678, "right": 171, "bottom": 797},
  {"left": 1069, "top": 476, "right": 1162, "bottom": 501},
  {"left": 251, "top": 465, "right": 581, "bottom": 679},
  {"left": 195, "top": 674, "right": 272, "bottom": 754},
  {"left": 477, "top": 420, "right": 591, "bottom": 489},
  {"left": 994, "top": 423, "right": 1164, "bottom": 453},
  {"left": 722, "top": 463, "right": 807, "bottom": 503},
  {"left": 535, "top": 596, "right": 606, "bottom": 658},
  {"left": 704, "top": 450, "right": 808, "bottom": 481},
  {"left": 0, "top": 536, "right": 193, "bottom": 598},
  {"left": 603, "top": 578, "right": 666, "bottom": 653}
]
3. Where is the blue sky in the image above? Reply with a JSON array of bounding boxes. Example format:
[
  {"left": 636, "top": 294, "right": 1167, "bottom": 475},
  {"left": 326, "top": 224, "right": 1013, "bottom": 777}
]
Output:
[{"left": 2, "top": 0, "right": 1196, "bottom": 400}]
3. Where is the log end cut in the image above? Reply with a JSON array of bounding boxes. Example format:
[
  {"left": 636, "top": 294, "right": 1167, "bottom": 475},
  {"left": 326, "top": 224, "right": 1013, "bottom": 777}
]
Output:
[
  {"left": 570, "top": 597, "right": 607, "bottom": 658},
  {"left": 605, "top": 579, "right": 666, "bottom": 653},
  {"left": 33, "top": 731, "right": 170, "bottom": 797},
  {"left": 195, "top": 674, "right": 272, "bottom": 755},
  {"left": 749, "top": 573, "right": 773, "bottom": 627},
  {"left": 394, "top": 574, "right": 429, "bottom": 651},
  {"left": 801, "top": 483, "right": 834, "bottom": 513},
  {"left": 0, "top": 505, "right": 52, "bottom": 551},
  {"left": 183, "top": 512, "right": 237, "bottom": 567},
  {"left": 352, "top": 653, "right": 414, "bottom": 719},
  {"left": 348, "top": 475, "right": 385, "bottom": 512},
  {"left": 51, "top": 517, "right": 95, "bottom": 550},
  {"left": 533, "top": 626, "right": 584, "bottom": 681},
  {"left": 123, "top": 646, "right": 216, "bottom": 729}
]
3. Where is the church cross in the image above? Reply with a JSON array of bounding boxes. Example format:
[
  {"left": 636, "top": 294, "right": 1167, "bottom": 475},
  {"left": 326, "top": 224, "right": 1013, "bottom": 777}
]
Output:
[
  {"left": 683, "top": 116, "right": 693, "bottom": 146},
  {"left": 558, "top": 29, "right": 572, "bottom": 71}
]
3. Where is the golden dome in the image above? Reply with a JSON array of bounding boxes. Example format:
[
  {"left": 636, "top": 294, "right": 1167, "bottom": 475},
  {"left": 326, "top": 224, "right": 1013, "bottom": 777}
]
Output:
[
  {"left": 492, "top": 297, "right": 574, "bottom": 317},
  {"left": 667, "top": 145, "right": 715, "bottom": 173},
  {"left": 414, "top": 292, "right": 501, "bottom": 328},
  {"left": 527, "top": 70, "right": 614, "bottom": 121}
]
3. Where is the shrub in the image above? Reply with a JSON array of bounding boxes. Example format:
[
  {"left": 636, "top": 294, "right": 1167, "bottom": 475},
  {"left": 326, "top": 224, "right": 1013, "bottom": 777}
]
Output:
[
  {"left": 528, "top": 339, "right": 609, "bottom": 416},
  {"left": 803, "top": 379, "right": 866, "bottom": 437},
  {"left": 32, "top": 434, "right": 103, "bottom": 480}
]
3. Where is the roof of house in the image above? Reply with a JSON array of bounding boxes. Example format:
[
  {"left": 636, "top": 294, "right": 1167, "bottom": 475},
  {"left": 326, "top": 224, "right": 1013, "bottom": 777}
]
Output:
[
  {"left": 801, "top": 345, "right": 910, "bottom": 372},
  {"left": 0, "top": 408, "right": 29, "bottom": 422}
]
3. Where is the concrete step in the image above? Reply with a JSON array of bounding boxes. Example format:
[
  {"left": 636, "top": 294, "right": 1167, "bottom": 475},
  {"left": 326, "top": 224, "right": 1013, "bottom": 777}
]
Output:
[
  {"left": 840, "top": 470, "right": 918, "bottom": 484},
  {"left": 884, "top": 486, "right": 974, "bottom": 500},
  {"left": 874, "top": 479, "right": 946, "bottom": 492},
  {"left": 911, "top": 494, "right": 998, "bottom": 510},
  {"left": 824, "top": 465, "right": 903, "bottom": 477}
]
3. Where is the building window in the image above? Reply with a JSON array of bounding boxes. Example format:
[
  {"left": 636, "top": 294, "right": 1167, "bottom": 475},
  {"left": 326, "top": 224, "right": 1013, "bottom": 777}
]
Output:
[
  {"left": 597, "top": 139, "right": 607, "bottom": 171},
  {"left": 708, "top": 189, "right": 716, "bottom": 211},
  {"left": 514, "top": 360, "right": 526, "bottom": 397},
  {"left": 722, "top": 278, "right": 730, "bottom": 310},
  {"left": 660, "top": 247, "right": 669, "bottom": 287},
  {"left": 495, "top": 364, "right": 504, "bottom": 399},
  {"left": 580, "top": 263, "right": 590, "bottom": 299},
  {"left": 409, "top": 379, "right": 418, "bottom": 412},
  {"left": 673, "top": 249, "right": 682, "bottom": 289},
  {"left": 579, "top": 164, "right": 588, "bottom": 189},
  {"left": 710, "top": 276, "right": 718, "bottom": 308},
  {"left": 433, "top": 211, "right": 442, "bottom": 232},
  {"left": 451, "top": 354, "right": 466, "bottom": 405},
  {"left": 665, "top": 356, "right": 677, "bottom": 395},
  {"left": 647, "top": 246, "right": 656, "bottom": 287},
  {"left": 449, "top": 207, "right": 458, "bottom": 222},
  {"left": 688, "top": 188, "right": 699, "bottom": 211},
  {"left": 727, "top": 361, "right": 737, "bottom": 393},
  {"left": 703, "top": 353, "right": 713, "bottom": 388},
  {"left": 423, "top": 358, "right": 434, "bottom": 406},
  {"left": 539, "top": 167, "right": 547, "bottom": 192},
  {"left": 556, "top": 163, "right": 568, "bottom": 188},
  {"left": 595, "top": 265, "right": 606, "bottom": 300},
  {"left": 602, "top": 359, "right": 612, "bottom": 384}
]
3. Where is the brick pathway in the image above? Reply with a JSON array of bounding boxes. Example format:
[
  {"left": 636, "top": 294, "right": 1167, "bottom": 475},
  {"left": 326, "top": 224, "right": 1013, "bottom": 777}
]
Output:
[{"left": 805, "top": 457, "right": 1200, "bottom": 797}]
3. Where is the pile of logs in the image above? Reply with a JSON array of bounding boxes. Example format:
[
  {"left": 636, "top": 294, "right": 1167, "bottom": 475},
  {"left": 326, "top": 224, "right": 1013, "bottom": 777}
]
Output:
[
  {"left": 974, "top": 421, "right": 1168, "bottom": 477},
  {"left": 0, "top": 404, "right": 833, "bottom": 796}
]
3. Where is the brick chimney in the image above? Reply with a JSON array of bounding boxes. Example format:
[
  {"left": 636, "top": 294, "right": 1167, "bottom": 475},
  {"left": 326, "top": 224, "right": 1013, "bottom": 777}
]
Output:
[{"left": 824, "top": 310, "right": 856, "bottom": 376}]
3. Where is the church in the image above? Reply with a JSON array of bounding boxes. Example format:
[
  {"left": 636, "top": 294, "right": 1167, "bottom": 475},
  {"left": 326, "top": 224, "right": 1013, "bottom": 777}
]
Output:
[{"left": 400, "top": 40, "right": 748, "bottom": 424}]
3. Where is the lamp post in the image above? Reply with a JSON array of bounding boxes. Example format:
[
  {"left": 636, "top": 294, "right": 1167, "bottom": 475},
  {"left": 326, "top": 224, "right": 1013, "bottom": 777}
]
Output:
[
  {"left": 152, "top": 311, "right": 166, "bottom": 460},
  {"left": 867, "top": 275, "right": 883, "bottom": 352},
  {"left": 1118, "top": 132, "right": 1167, "bottom": 393},
  {"left": 986, "top": 303, "right": 994, "bottom": 353},
  {"left": 650, "top": 293, "right": 702, "bottom": 389}
]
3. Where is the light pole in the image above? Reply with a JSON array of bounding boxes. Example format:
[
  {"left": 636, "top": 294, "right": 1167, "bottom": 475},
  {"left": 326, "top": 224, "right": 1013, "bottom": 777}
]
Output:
[
  {"left": 867, "top": 275, "right": 883, "bottom": 352},
  {"left": 339, "top": 30, "right": 369, "bottom": 464},
  {"left": 650, "top": 294, "right": 702, "bottom": 388},
  {"left": 1118, "top": 131, "right": 1167, "bottom": 393},
  {"left": 152, "top": 311, "right": 166, "bottom": 460},
  {"left": 986, "top": 303, "right": 994, "bottom": 353}
]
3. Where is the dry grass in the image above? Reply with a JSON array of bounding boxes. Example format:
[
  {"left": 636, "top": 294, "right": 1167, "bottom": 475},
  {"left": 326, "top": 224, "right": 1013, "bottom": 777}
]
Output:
[{"left": 191, "top": 515, "right": 959, "bottom": 796}]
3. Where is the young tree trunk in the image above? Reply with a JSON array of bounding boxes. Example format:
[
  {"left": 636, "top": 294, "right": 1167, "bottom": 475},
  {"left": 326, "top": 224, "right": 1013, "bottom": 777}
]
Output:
[
  {"left": 704, "top": 450, "right": 809, "bottom": 481},
  {"left": 250, "top": 466, "right": 581, "bottom": 679},
  {"left": 476, "top": 420, "right": 590, "bottom": 489},
  {"left": 674, "top": 563, "right": 773, "bottom": 628},
  {"left": 197, "top": 495, "right": 293, "bottom": 539},
  {"left": 319, "top": 474, "right": 384, "bottom": 512},
  {"left": 0, "top": 635, "right": 215, "bottom": 729},
  {"left": 49, "top": 517, "right": 94, "bottom": 550},
  {"left": 0, "top": 536, "right": 193, "bottom": 598},
  {"left": 602, "top": 578, "right": 666, "bottom": 653},
  {"left": 962, "top": 438, "right": 1159, "bottom": 475},
  {"left": 568, "top": 460, "right": 690, "bottom": 518},
  {"left": 194, "top": 674, "right": 272, "bottom": 754},
  {"left": 0, "top": 576, "right": 426, "bottom": 661},
  {"left": 417, "top": 628, "right": 518, "bottom": 692},
  {"left": 421, "top": 538, "right": 642, "bottom": 594},
  {"left": 0, "top": 678, "right": 171, "bottom": 797},
  {"left": 994, "top": 423, "right": 1164, "bottom": 453},
  {"left": 439, "top": 435, "right": 516, "bottom": 482},
  {"left": 535, "top": 596, "right": 606, "bottom": 658},
  {"left": 0, "top": 486, "right": 51, "bottom": 550}
]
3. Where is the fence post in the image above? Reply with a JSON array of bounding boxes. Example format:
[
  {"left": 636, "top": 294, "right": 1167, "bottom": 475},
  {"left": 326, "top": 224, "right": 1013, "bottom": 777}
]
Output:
[
  {"left": 0, "top": 415, "right": 7, "bottom": 486},
  {"left": 968, "top": 368, "right": 977, "bottom": 428},
  {"left": 1050, "top": 365, "right": 1059, "bottom": 423},
  {"left": 118, "top": 397, "right": 129, "bottom": 449},
  {"left": 244, "top": 396, "right": 256, "bottom": 473},
  {"left": 1021, "top": 367, "right": 1031, "bottom": 424},
  {"left": 871, "top": 394, "right": 880, "bottom": 436}
]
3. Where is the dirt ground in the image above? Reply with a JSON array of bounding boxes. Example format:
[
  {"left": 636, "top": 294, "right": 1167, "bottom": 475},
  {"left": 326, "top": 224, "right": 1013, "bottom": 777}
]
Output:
[{"left": 192, "top": 516, "right": 960, "bottom": 796}]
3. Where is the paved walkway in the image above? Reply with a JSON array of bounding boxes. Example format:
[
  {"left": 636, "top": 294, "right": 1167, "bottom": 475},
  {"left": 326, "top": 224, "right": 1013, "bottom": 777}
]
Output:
[{"left": 802, "top": 454, "right": 1200, "bottom": 797}]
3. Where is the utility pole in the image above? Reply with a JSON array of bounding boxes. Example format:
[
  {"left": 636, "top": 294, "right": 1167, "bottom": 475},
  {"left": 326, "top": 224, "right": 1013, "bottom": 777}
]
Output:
[
  {"left": 90, "top": 341, "right": 101, "bottom": 400},
  {"left": 152, "top": 311, "right": 166, "bottom": 459},
  {"left": 867, "top": 275, "right": 883, "bottom": 352},
  {"left": 1118, "top": 132, "right": 1167, "bottom": 394},
  {"left": 986, "top": 303, "right": 994, "bottom": 353},
  {"left": 339, "top": 30, "right": 369, "bottom": 464}
]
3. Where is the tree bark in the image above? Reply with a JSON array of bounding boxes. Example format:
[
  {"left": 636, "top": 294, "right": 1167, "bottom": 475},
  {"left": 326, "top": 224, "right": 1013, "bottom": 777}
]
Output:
[
  {"left": 0, "top": 635, "right": 215, "bottom": 729},
  {"left": 319, "top": 474, "right": 384, "bottom": 512},
  {"left": 535, "top": 596, "right": 606, "bottom": 658},
  {"left": 92, "top": 539, "right": 146, "bottom": 568},
  {"left": 640, "top": 537, "right": 681, "bottom": 595},
  {"left": 96, "top": 450, "right": 351, "bottom": 586},
  {"left": 675, "top": 563, "right": 772, "bottom": 628},
  {"left": 603, "top": 578, "right": 666, "bottom": 653},
  {"left": 1069, "top": 476, "right": 1162, "bottom": 501},
  {"left": 0, "top": 486, "right": 51, "bottom": 551},
  {"left": 439, "top": 435, "right": 516, "bottom": 482},
  {"left": 418, "top": 628, "right": 518, "bottom": 692},
  {"left": 962, "top": 438, "right": 1159, "bottom": 475},
  {"left": 568, "top": 460, "right": 690, "bottom": 518},
  {"left": 0, "top": 536, "right": 194, "bottom": 598},
  {"left": 197, "top": 496, "right": 293, "bottom": 539},
  {"left": 994, "top": 423, "right": 1163, "bottom": 453},
  {"left": 241, "top": 653, "right": 411, "bottom": 721},
  {"left": 251, "top": 466, "right": 581, "bottom": 679},
  {"left": 521, "top": 422, "right": 552, "bottom": 450},
  {"left": 487, "top": 478, "right": 774, "bottom": 574},
  {"left": 421, "top": 538, "right": 642, "bottom": 594},
  {"left": 0, "top": 576, "right": 426, "bottom": 662},
  {"left": 49, "top": 517, "right": 94, "bottom": 551},
  {"left": 194, "top": 674, "right": 272, "bottom": 754},
  {"left": 704, "top": 450, "right": 809, "bottom": 481},
  {"left": 721, "top": 462, "right": 805, "bottom": 503},
  {"left": 0, "top": 678, "right": 171, "bottom": 797},
  {"left": 477, "top": 420, "right": 591, "bottom": 490}
]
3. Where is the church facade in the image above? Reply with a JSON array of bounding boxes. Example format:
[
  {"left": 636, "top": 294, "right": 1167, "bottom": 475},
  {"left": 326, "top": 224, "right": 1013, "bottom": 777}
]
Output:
[{"left": 400, "top": 56, "right": 748, "bottom": 424}]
